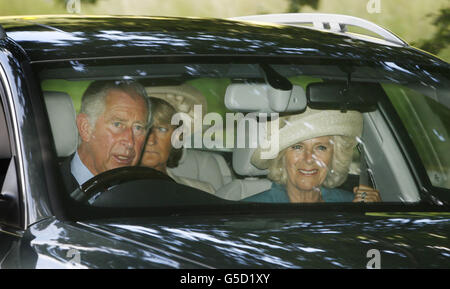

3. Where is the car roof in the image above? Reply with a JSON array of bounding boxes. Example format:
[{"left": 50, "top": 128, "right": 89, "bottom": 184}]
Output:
[{"left": 0, "top": 15, "right": 446, "bottom": 67}]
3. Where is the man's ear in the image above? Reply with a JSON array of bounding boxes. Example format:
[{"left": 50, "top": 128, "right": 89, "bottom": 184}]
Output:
[{"left": 77, "top": 113, "right": 92, "bottom": 142}]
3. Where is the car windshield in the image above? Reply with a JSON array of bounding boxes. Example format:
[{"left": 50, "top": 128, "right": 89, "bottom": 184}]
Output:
[{"left": 34, "top": 57, "right": 450, "bottom": 211}]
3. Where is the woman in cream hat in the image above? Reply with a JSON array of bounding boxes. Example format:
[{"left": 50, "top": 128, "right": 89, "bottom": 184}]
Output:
[
  {"left": 140, "top": 85, "right": 215, "bottom": 194},
  {"left": 245, "top": 108, "right": 381, "bottom": 203}
]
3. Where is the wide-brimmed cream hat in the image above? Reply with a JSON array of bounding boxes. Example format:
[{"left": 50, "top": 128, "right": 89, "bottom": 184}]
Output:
[
  {"left": 251, "top": 108, "right": 363, "bottom": 169},
  {"left": 145, "top": 84, "right": 208, "bottom": 163},
  {"left": 146, "top": 84, "right": 208, "bottom": 120}
]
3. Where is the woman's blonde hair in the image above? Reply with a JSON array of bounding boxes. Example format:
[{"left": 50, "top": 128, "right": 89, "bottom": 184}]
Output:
[{"left": 267, "top": 135, "right": 357, "bottom": 188}]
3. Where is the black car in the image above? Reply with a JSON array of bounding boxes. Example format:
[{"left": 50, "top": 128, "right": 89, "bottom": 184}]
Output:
[{"left": 0, "top": 13, "right": 449, "bottom": 269}]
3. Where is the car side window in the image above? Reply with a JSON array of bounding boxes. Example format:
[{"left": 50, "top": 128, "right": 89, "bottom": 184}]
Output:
[
  {"left": 0, "top": 99, "right": 11, "bottom": 187},
  {"left": 383, "top": 83, "right": 450, "bottom": 190}
]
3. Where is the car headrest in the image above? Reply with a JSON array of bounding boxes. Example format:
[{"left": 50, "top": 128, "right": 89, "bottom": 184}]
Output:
[
  {"left": 232, "top": 117, "right": 268, "bottom": 176},
  {"left": 43, "top": 91, "right": 78, "bottom": 157},
  {"left": 233, "top": 148, "right": 268, "bottom": 176}
]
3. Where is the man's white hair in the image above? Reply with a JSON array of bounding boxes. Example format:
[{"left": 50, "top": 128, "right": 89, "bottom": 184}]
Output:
[{"left": 78, "top": 80, "right": 152, "bottom": 144}]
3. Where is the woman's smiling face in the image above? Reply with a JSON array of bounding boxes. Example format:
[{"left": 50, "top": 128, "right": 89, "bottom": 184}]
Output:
[{"left": 284, "top": 136, "right": 334, "bottom": 192}]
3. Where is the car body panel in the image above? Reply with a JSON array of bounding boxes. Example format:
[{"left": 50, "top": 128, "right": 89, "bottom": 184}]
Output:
[
  {"left": 0, "top": 16, "right": 446, "bottom": 68},
  {"left": 5, "top": 212, "right": 449, "bottom": 268},
  {"left": 0, "top": 15, "right": 449, "bottom": 269}
]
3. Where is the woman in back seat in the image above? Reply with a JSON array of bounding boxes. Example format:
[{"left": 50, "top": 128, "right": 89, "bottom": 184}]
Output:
[
  {"left": 244, "top": 108, "right": 381, "bottom": 203},
  {"left": 140, "top": 97, "right": 215, "bottom": 194}
]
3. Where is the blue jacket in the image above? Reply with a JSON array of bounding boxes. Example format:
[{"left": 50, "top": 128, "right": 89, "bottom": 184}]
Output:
[{"left": 243, "top": 182, "right": 354, "bottom": 203}]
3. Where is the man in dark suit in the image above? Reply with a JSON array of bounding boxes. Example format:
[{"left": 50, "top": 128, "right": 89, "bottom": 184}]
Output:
[{"left": 61, "top": 80, "right": 151, "bottom": 192}]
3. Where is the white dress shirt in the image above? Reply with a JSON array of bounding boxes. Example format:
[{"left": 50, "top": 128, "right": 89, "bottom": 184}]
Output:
[{"left": 70, "top": 151, "right": 94, "bottom": 186}]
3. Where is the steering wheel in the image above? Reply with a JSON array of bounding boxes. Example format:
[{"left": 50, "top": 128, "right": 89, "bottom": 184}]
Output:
[{"left": 70, "top": 166, "right": 175, "bottom": 204}]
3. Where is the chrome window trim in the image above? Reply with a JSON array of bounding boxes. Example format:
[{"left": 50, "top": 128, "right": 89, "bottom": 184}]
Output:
[
  {"left": 0, "top": 226, "right": 23, "bottom": 238},
  {"left": 0, "top": 63, "right": 28, "bottom": 229}
]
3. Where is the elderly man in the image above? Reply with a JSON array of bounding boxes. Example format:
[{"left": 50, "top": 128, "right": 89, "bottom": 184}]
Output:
[{"left": 60, "top": 80, "right": 151, "bottom": 192}]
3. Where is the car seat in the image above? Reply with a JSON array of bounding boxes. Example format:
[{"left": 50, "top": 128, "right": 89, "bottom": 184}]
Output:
[
  {"left": 215, "top": 121, "right": 272, "bottom": 200},
  {"left": 215, "top": 146, "right": 272, "bottom": 200},
  {"left": 168, "top": 149, "right": 233, "bottom": 192},
  {"left": 43, "top": 91, "right": 78, "bottom": 158}
]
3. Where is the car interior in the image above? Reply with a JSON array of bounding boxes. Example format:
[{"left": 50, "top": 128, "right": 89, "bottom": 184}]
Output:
[
  {"left": 38, "top": 60, "right": 450, "bottom": 206},
  {"left": 42, "top": 89, "right": 415, "bottom": 205}
]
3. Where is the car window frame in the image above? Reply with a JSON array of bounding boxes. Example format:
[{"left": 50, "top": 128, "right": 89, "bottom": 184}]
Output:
[{"left": 0, "top": 60, "right": 22, "bottom": 229}]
